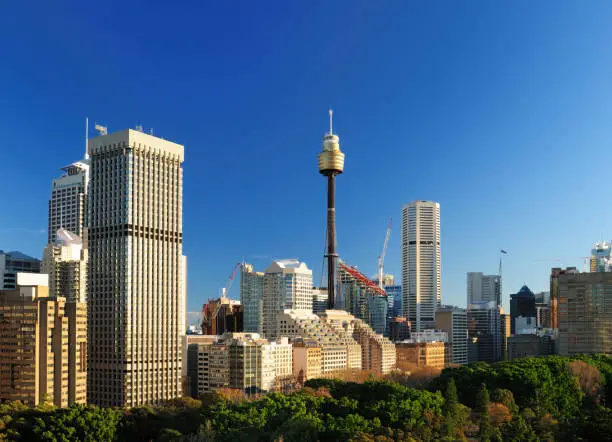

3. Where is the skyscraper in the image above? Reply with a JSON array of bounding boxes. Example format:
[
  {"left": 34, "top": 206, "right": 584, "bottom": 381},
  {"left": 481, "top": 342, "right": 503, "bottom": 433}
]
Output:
[
  {"left": 48, "top": 159, "right": 89, "bottom": 244},
  {"left": 240, "top": 263, "right": 265, "bottom": 333},
  {"left": 467, "top": 272, "right": 501, "bottom": 306},
  {"left": 87, "top": 128, "right": 184, "bottom": 407},
  {"left": 262, "top": 260, "right": 312, "bottom": 340},
  {"left": 0, "top": 251, "right": 41, "bottom": 290},
  {"left": 401, "top": 200, "right": 441, "bottom": 331},
  {"left": 42, "top": 228, "right": 88, "bottom": 303},
  {"left": 436, "top": 306, "right": 468, "bottom": 365}
]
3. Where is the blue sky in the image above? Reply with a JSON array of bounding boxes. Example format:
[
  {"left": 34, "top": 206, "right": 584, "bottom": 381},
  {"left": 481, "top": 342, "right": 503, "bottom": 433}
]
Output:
[{"left": 1, "top": 2, "right": 612, "bottom": 312}]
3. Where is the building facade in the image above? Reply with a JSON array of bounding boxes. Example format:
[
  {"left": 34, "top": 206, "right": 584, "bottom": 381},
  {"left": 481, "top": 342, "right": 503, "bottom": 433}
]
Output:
[
  {"left": 87, "top": 129, "right": 184, "bottom": 407},
  {"left": 396, "top": 341, "right": 447, "bottom": 370},
  {"left": 0, "top": 251, "right": 41, "bottom": 290},
  {"left": 388, "top": 316, "right": 411, "bottom": 342},
  {"left": 0, "top": 273, "right": 86, "bottom": 407},
  {"left": 337, "top": 261, "right": 388, "bottom": 335},
  {"left": 467, "top": 301, "right": 502, "bottom": 363},
  {"left": 550, "top": 267, "right": 578, "bottom": 330},
  {"left": 262, "top": 260, "right": 313, "bottom": 339},
  {"left": 435, "top": 306, "right": 468, "bottom": 365},
  {"left": 240, "top": 263, "right": 264, "bottom": 333},
  {"left": 48, "top": 159, "right": 89, "bottom": 244},
  {"left": 292, "top": 340, "right": 322, "bottom": 382},
  {"left": 558, "top": 271, "right": 612, "bottom": 356},
  {"left": 312, "top": 287, "right": 328, "bottom": 314},
  {"left": 401, "top": 200, "right": 441, "bottom": 331},
  {"left": 467, "top": 272, "right": 501, "bottom": 306},
  {"left": 510, "top": 285, "right": 537, "bottom": 335},
  {"left": 42, "top": 228, "right": 87, "bottom": 303},
  {"left": 508, "top": 334, "right": 553, "bottom": 360}
]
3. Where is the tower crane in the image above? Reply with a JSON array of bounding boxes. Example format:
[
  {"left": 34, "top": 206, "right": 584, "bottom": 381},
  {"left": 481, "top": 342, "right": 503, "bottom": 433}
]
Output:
[
  {"left": 202, "top": 262, "right": 242, "bottom": 332},
  {"left": 378, "top": 218, "right": 392, "bottom": 289},
  {"left": 222, "top": 262, "right": 242, "bottom": 299}
]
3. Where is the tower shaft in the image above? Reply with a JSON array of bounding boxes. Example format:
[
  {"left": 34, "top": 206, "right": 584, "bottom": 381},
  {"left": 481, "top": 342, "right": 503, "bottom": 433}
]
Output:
[{"left": 326, "top": 173, "right": 337, "bottom": 309}]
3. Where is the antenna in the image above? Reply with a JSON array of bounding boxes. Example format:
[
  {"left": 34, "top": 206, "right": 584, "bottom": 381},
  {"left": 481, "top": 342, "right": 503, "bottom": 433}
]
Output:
[
  {"left": 85, "top": 117, "right": 89, "bottom": 160},
  {"left": 329, "top": 108, "right": 333, "bottom": 135}
]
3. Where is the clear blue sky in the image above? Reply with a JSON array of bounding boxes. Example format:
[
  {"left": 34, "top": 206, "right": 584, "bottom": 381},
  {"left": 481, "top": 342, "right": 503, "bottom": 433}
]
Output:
[{"left": 2, "top": 2, "right": 612, "bottom": 313}]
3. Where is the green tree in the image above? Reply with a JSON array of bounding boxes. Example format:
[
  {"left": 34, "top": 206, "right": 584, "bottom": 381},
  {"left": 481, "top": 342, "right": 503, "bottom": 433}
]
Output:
[{"left": 476, "top": 383, "right": 493, "bottom": 442}]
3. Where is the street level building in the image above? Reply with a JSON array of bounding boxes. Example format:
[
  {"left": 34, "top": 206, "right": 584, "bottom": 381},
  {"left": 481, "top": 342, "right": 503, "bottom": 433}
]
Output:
[
  {"left": 396, "top": 341, "right": 447, "bottom": 370},
  {"left": 508, "top": 334, "right": 554, "bottom": 360},
  {"left": 0, "top": 273, "right": 86, "bottom": 407},
  {"left": 87, "top": 128, "right": 184, "bottom": 407},
  {"left": 401, "top": 201, "right": 441, "bottom": 331},
  {"left": 292, "top": 339, "right": 322, "bottom": 382},
  {"left": 182, "top": 335, "right": 218, "bottom": 398}
]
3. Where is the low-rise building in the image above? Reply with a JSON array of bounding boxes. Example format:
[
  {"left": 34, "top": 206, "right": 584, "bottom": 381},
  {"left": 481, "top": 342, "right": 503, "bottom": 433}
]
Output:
[
  {"left": 508, "top": 334, "right": 554, "bottom": 360},
  {"left": 292, "top": 339, "right": 322, "bottom": 382},
  {"left": 182, "top": 335, "right": 218, "bottom": 397},
  {"left": 388, "top": 317, "right": 411, "bottom": 342},
  {"left": 396, "top": 341, "right": 447, "bottom": 370}
]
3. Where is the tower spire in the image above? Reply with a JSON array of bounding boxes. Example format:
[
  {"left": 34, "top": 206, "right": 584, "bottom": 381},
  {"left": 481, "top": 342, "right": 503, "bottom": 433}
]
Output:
[{"left": 329, "top": 108, "right": 333, "bottom": 135}]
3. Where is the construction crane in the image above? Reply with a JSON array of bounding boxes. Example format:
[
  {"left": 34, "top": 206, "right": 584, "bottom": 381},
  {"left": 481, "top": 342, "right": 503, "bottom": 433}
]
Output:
[
  {"left": 378, "top": 218, "right": 392, "bottom": 289},
  {"left": 223, "top": 262, "right": 242, "bottom": 299}
]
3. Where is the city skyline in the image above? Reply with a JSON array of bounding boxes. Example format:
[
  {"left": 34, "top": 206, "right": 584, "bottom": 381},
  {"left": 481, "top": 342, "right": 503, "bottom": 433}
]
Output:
[{"left": 3, "top": 3, "right": 612, "bottom": 313}]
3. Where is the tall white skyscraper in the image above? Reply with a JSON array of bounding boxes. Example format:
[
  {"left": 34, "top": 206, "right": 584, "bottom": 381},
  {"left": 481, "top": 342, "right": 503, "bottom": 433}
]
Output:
[
  {"left": 401, "top": 200, "right": 441, "bottom": 331},
  {"left": 262, "top": 260, "right": 313, "bottom": 339},
  {"left": 48, "top": 159, "right": 89, "bottom": 244},
  {"left": 467, "top": 272, "right": 501, "bottom": 306},
  {"left": 87, "top": 128, "right": 184, "bottom": 407}
]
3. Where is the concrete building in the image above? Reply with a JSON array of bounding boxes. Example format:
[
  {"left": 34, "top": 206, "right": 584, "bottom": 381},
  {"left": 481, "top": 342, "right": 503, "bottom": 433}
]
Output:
[
  {"left": 182, "top": 335, "right": 218, "bottom": 398},
  {"left": 401, "top": 200, "right": 441, "bottom": 331},
  {"left": 312, "top": 287, "right": 328, "bottom": 314},
  {"left": 467, "top": 301, "right": 502, "bottom": 363},
  {"left": 467, "top": 272, "right": 501, "bottom": 306},
  {"left": 535, "top": 291, "right": 550, "bottom": 329},
  {"left": 558, "top": 271, "right": 612, "bottom": 356},
  {"left": 42, "top": 228, "right": 87, "bottom": 303},
  {"left": 277, "top": 310, "right": 361, "bottom": 373},
  {"left": 337, "top": 261, "right": 388, "bottom": 335},
  {"left": 48, "top": 159, "right": 89, "bottom": 244},
  {"left": 550, "top": 267, "right": 578, "bottom": 330},
  {"left": 0, "top": 251, "right": 41, "bottom": 290},
  {"left": 195, "top": 333, "right": 292, "bottom": 395},
  {"left": 396, "top": 341, "right": 447, "bottom": 370},
  {"left": 510, "top": 286, "right": 537, "bottom": 335},
  {"left": 292, "top": 340, "right": 322, "bottom": 382},
  {"left": 436, "top": 306, "right": 468, "bottom": 365},
  {"left": 590, "top": 241, "right": 612, "bottom": 272},
  {"left": 263, "top": 260, "right": 313, "bottom": 340},
  {"left": 352, "top": 319, "right": 396, "bottom": 374},
  {"left": 240, "top": 263, "right": 264, "bottom": 333},
  {"left": 87, "top": 128, "right": 184, "bottom": 407},
  {"left": 201, "top": 296, "right": 243, "bottom": 335},
  {"left": 0, "top": 273, "right": 86, "bottom": 407},
  {"left": 388, "top": 316, "right": 411, "bottom": 342},
  {"left": 508, "top": 334, "right": 554, "bottom": 360},
  {"left": 500, "top": 313, "right": 511, "bottom": 361}
]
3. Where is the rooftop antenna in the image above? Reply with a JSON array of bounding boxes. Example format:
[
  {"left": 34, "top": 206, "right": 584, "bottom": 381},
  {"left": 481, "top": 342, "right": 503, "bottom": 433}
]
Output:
[
  {"left": 85, "top": 117, "right": 89, "bottom": 160},
  {"left": 329, "top": 108, "right": 333, "bottom": 135}
]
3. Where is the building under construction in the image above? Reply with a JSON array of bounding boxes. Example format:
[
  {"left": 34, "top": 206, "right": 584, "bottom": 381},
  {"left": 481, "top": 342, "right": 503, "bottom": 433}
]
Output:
[
  {"left": 201, "top": 296, "right": 243, "bottom": 336},
  {"left": 337, "top": 261, "right": 388, "bottom": 335}
]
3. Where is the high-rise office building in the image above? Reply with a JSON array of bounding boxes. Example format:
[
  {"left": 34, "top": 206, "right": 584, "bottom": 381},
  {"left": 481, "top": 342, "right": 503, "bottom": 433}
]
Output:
[
  {"left": 240, "top": 263, "right": 264, "bottom": 333},
  {"left": 87, "top": 128, "right": 184, "bottom": 407},
  {"left": 550, "top": 267, "right": 577, "bottom": 330},
  {"left": 558, "top": 271, "right": 612, "bottom": 356},
  {"left": 435, "top": 306, "right": 468, "bottom": 365},
  {"left": 401, "top": 200, "right": 441, "bottom": 331},
  {"left": 0, "top": 251, "right": 41, "bottom": 290},
  {"left": 337, "top": 261, "right": 388, "bottom": 335},
  {"left": 590, "top": 241, "right": 612, "bottom": 272},
  {"left": 42, "top": 228, "right": 87, "bottom": 303},
  {"left": 467, "top": 301, "right": 502, "bottom": 363},
  {"left": 510, "top": 285, "right": 537, "bottom": 335},
  {"left": 262, "top": 260, "right": 313, "bottom": 340},
  {"left": 0, "top": 273, "right": 86, "bottom": 407},
  {"left": 312, "top": 287, "right": 328, "bottom": 314},
  {"left": 48, "top": 159, "right": 89, "bottom": 245},
  {"left": 467, "top": 272, "right": 501, "bottom": 306}
]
